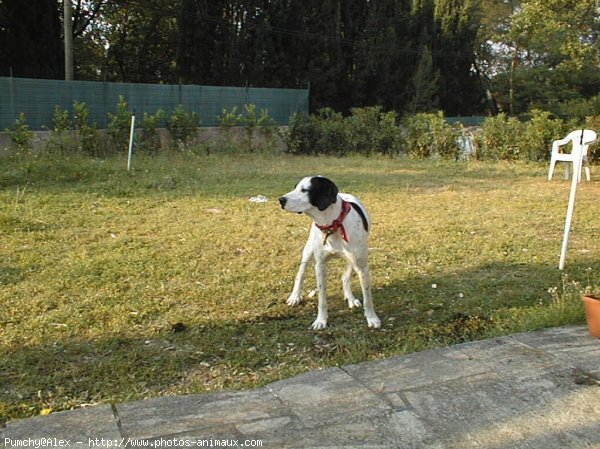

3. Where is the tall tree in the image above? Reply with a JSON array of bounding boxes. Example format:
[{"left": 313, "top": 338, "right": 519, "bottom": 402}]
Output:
[
  {"left": 432, "top": 0, "right": 484, "bottom": 114},
  {"left": 241, "top": 1, "right": 314, "bottom": 88},
  {"left": 353, "top": 0, "right": 415, "bottom": 111},
  {"left": 99, "top": 0, "right": 178, "bottom": 82},
  {"left": 304, "top": 0, "right": 355, "bottom": 111},
  {"left": 177, "top": 0, "right": 247, "bottom": 85},
  {"left": 510, "top": 0, "right": 599, "bottom": 112},
  {"left": 477, "top": 0, "right": 599, "bottom": 115},
  {"left": 409, "top": 45, "right": 440, "bottom": 112},
  {"left": 0, "top": 0, "right": 63, "bottom": 78}
]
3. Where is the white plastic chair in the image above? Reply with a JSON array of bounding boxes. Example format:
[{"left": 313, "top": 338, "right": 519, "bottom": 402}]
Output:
[{"left": 548, "top": 129, "right": 597, "bottom": 182}]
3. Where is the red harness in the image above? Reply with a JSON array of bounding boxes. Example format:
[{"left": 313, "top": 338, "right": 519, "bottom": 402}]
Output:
[{"left": 316, "top": 200, "right": 351, "bottom": 244}]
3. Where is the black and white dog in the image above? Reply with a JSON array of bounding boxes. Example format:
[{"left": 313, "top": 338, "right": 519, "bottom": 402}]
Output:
[{"left": 279, "top": 176, "right": 381, "bottom": 330}]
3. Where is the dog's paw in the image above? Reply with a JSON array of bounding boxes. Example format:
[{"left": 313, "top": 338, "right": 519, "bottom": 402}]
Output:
[
  {"left": 311, "top": 318, "right": 328, "bottom": 330},
  {"left": 366, "top": 314, "right": 381, "bottom": 329},
  {"left": 346, "top": 297, "right": 362, "bottom": 309},
  {"left": 286, "top": 294, "right": 302, "bottom": 306}
]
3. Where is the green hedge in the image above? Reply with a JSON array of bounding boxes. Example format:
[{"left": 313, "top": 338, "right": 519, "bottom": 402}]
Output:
[
  {"left": 4, "top": 100, "right": 279, "bottom": 156},
  {"left": 6, "top": 103, "right": 598, "bottom": 161},
  {"left": 286, "top": 107, "right": 598, "bottom": 162},
  {"left": 286, "top": 108, "right": 469, "bottom": 160}
]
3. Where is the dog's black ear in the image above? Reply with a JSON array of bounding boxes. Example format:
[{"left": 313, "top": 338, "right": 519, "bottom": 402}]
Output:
[{"left": 309, "top": 176, "right": 338, "bottom": 211}]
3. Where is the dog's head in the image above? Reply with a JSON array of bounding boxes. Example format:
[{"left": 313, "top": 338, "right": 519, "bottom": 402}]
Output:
[{"left": 279, "top": 176, "right": 339, "bottom": 213}]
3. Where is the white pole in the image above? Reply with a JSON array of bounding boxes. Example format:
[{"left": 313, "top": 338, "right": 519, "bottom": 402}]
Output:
[
  {"left": 558, "top": 153, "right": 581, "bottom": 269},
  {"left": 127, "top": 111, "right": 136, "bottom": 171}
]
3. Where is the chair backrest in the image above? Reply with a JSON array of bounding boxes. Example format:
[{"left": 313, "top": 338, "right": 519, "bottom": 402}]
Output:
[{"left": 566, "top": 129, "right": 597, "bottom": 155}]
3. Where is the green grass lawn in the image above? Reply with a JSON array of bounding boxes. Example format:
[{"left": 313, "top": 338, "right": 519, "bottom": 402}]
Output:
[{"left": 1, "top": 151, "right": 598, "bottom": 422}]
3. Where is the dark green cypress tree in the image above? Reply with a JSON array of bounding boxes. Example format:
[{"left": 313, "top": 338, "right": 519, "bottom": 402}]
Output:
[
  {"left": 432, "top": 0, "right": 484, "bottom": 114},
  {"left": 409, "top": 45, "right": 441, "bottom": 112}
]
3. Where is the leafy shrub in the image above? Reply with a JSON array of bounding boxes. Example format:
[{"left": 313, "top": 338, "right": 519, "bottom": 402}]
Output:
[
  {"left": 218, "top": 106, "right": 243, "bottom": 129},
  {"left": 286, "top": 106, "right": 594, "bottom": 162},
  {"left": 257, "top": 107, "right": 276, "bottom": 128},
  {"left": 45, "top": 106, "right": 76, "bottom": 155},
  {"left": 52, "top": 105, "right": 72, "bottom": 132},
  {"left": 72, "top": 102, "right": 100, "bottom": 156},
  {"left": 376, "top": 110, "right": 403, "bottom": 155},
  {"left": 254, "top": 108, "right": 280, "bottom": 153},
  {"left": 215, "top": 106, "right": 242, "bottom": 153},
  {"left": 242, "top": 104, "right": 278, "bottom": 151},
  {"left": 285, "top": 109, "right": 343, "bottom": 155},
  {"left": 139, "top": 109, "right": 165, "bottom": 153},
  {"left": 286, "top": 107, "right": 401, "bottom": 156},
  {"left": 317, "top": 108, "right": 348, "bottom": 156},
  {"left": 519, "top": 110, "right": 565, "bottom": 161},
  {"left": 401, "top": 114, "right": 431, "bottom": 159},
  {"left": 402, "top": 111, "right": 461, "bottom": 159},
  {"left": 285, "top": 113, "right": 320, "bottom": 155},
  {"left": 215, "top": 104, "right": 278, "bottom": 153},
  {"left": 167, "top": 105, "right": 200, "bottom": 148},
  {"left": 585, "top": 114, "right": 600, "bottom": 162},
  {"left": 475, "top": 113, "right": 524, "bottom": 161},
  {"left": 346, "top": 106, "right": 403, "bottom": 155},
  {"left": 107, "top": 95, "right": 132, "bottom": 152},
  {"left": 346, "top": 107, "right": 380, "bottom": 155},
  {"left": 241, "top": 103, "right": 258, "bottom": 134},
  {"left": 5, "top": 113, "right": 34, "bottom": 153}
]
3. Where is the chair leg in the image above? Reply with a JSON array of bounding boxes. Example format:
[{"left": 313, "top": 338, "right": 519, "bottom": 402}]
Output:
[
  {"left": 583, "top": 156, "right": 591, "bottom": 181},
  {"left": 548, "top": 159, "right": 556, "bottom": 180}
]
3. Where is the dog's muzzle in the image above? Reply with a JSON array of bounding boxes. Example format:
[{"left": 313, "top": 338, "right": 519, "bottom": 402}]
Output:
[{"left": 278, "top": 197, "right": 287, "bottom": 209}]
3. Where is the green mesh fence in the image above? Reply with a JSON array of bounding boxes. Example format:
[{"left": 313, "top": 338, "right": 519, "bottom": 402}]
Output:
[
  {"left": 0, "top": 77, "right": 309, "bottom": 130},
  {"left": 446, "top": 116, "right": 486, "bottom": 127}
]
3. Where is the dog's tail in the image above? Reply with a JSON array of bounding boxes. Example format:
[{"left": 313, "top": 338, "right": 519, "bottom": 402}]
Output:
[{"left": 349, "top": 202, "right": 369, "bottom": 232}]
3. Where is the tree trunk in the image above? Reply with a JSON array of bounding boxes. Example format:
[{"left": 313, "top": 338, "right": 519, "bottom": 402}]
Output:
[{"left": 64, "top": 0, "right": 73, "bottom": 80}]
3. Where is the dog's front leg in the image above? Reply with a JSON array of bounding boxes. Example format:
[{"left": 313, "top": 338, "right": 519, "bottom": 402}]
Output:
[
  {"left": 287, "top": 240, "right": 313, "bottom": 306},
  {"left": 312, "top": 259, "right": 328, "bottom": 330}
]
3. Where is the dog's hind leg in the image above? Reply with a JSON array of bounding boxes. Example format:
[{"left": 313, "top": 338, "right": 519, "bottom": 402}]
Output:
[
  {"left": 355, "top": 264, "right": 381, "bottom": 328},
  {"left": 312, "top": 259, "right": 328, "bottom": 330},
  {"left": 287, "top": 240, "right": 313, "bottom": 306},
  {"left": 343, "top": 262, "right": 362, "bottom": 309}
]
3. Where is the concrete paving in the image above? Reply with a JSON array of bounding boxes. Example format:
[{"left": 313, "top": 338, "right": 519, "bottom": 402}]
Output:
[{"left": 3, "top": 325, "right": 599, "bottom": 448}]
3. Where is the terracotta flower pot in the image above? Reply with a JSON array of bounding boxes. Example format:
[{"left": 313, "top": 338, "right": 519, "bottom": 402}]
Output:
[{"left": 581, "top": 295, "right": 600, "bottom": 338}]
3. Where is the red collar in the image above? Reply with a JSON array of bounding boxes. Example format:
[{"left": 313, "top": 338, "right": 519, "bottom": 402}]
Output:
[{"left": 316, "top": 200, "right": 351, "bottom": 244}]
